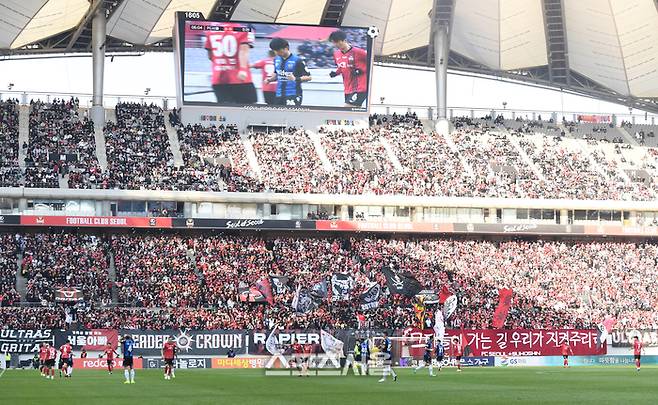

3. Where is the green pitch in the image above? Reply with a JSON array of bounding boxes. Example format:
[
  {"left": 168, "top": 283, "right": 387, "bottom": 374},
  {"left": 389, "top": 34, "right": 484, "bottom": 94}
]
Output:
[{"left": 1, "top": 367, "right": 657, "bottom": 404}]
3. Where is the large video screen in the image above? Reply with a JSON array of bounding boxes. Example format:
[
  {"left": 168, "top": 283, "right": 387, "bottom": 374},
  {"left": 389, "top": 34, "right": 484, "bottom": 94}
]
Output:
[{"left": 176, "top": 16, "right": 374, "bottom": 112}]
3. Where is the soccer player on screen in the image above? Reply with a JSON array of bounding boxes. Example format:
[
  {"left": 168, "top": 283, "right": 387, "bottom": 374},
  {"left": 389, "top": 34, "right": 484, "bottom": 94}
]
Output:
[
  {"left": 328, "top": 30, "right": 368, "bottom": 107},
  {"left": 204, "top": 23, "right": 257, "bottom": 104},
  {"left": 633, "top": 336, "right": 643, "bottom": 371},
  {"left": 121, "top": 335, "right": 136, "bottom": 384},
  {"left": 250, "top": 50, "right": 277, "bottom": 105},
  {"left": 101, "top": 343, "right": 119, "bottom": 374},
  {"left": 561, "top": 340, "right": 574, "bottom": 368},
  {"left": 162, "top": 337, "right": 177, "bottom": 380},
  {"left": 266, "top": 38, "right": 312, "bottom": 106}
]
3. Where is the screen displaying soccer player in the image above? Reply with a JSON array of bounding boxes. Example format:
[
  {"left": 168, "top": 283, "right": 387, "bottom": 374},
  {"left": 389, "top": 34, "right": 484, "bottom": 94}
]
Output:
[
  {"left": 328, "top": 30, "right": 368, "bottom": 108},
  {"left": 250, "top": 50, "right": 277, "bottom": 105},
  {"left": 179, "top": 18, "right": 373, "bottom": 111},
  {"left": 203, "top": 22, "right": 257, "bottom": 104},
  {"left": 267, "top": 38, "right": 312, "bottom": 107}
]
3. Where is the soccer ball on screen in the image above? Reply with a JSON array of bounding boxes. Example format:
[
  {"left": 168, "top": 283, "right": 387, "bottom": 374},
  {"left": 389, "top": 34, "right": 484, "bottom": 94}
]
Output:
[{"left": 367, "top": 26, "right": 380, "bottom": 39}]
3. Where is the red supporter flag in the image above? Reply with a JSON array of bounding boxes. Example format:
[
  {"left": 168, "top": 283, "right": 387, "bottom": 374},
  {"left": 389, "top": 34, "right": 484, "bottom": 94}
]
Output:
[
  {"left": 492, "top": 288, "right": 514, "bottom": 328},
  {"left": 439, "top": 285, "right": 453, "bottom": 304},
  {"left": 257, "top": 277, "right": 274, "bottom": 305}
]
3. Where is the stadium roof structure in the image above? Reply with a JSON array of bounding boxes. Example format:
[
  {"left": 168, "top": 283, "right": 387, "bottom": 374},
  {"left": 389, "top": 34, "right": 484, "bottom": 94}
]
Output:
[{"left": 1, "top": 0, "right": 658, "bottom": 113}]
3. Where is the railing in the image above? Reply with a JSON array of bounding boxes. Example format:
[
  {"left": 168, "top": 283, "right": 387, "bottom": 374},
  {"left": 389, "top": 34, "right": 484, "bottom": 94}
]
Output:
[{"left": 1, "top": 89, "right": 657, "bottom": 126}]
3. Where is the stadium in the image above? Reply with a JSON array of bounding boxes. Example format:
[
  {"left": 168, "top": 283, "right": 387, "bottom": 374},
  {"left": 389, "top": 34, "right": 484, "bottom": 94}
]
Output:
[{"left": 1, "top": 0, "right": 658, "bottom": 403}]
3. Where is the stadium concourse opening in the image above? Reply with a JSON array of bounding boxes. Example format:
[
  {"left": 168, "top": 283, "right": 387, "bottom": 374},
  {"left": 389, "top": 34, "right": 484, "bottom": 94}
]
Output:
[{"left": 2, "top": 1, "right": 658, "bottom": 404}]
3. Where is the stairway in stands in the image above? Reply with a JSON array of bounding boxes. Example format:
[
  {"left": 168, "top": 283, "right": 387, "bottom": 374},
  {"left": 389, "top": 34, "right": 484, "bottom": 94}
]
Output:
[
  {"left": 164, "top": 112, "right": 184, "bottom": 167},
  {"left": 242, "top": 135, "right": 262, "bottom": 178},
  {"left": 307, "top": 130, "right": 333, "bottom": 172},
  {"left": 17, "top": 105, "right": 29, "bottom": 169},
  {"left": 108, "top": 251, "right": 119, "bottom": 304},
  {"left": 379, "top": 137, "right": 404, "bottom": 172},
  {"left": 15, "top": 249, "right": 27, "bottom": 302}
]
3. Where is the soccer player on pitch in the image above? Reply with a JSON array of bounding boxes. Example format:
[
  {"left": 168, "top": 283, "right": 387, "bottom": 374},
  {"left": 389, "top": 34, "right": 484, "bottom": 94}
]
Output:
[
  {"left": 561, "top": 340, "right": 573, "bottom": 368},
  {"left": 328, "top": 30, "right": 368, "bottom": 108},
  {"left": 204, "top": 23, "right": 258, "bottom": 104},
  {"left": 101, "top": 343, "right": 119, "bottom": 374},
  {"left": 413, "top": 336, "right": 436, "bottom": 376},
  {"left": 266, "top": 38, "right": 312, "bottom": 106},
  {"left": 58, "top": 339, "right": 73, "bottom": 378},
  {"left": 360, "top": 338, "right": 370, "bottom": 375},
  {"left": 121, "top": 334, "right": 136, "bottom": 384},
  {"left": 38, "top": 343, "right": 47, "bottom": 377},
  {"left": 44, "top": 342, "right": 57, "bottom": 380},
  {"left": 633, "top": 336, "right": 644, "bottom": 372},
  {"left": 162, "top": 337, "right": 177, "bottom": 380},
  {"left": 435, "top": 338, "right": 445, "bottom": 373},
  {"left": 378, "top": 332, "right": 397, "bottom": 383},
  {"left": 250, "top": 50, "right": 277, "bottom": 105},
  {"left": 450, "top": 336, "right": 463, "bottom": 372}
]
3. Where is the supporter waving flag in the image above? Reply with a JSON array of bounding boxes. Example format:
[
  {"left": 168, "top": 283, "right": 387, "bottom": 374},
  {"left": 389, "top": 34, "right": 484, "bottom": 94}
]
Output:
[
  {"left": 492, "top": 288, "right": 514, "bottom": 328},
  {"left": 381, "top": 266, "right": 422, "bottom": 297}
]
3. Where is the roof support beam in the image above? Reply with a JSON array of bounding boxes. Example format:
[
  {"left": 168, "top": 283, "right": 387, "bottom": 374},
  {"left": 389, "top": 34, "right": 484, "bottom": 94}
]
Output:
[
  {"left": 542, "top": 0, "right": 570, "bottom": 86},
  {"left": 66, "top": 0, "right": 106, "bottom": 52},
  {"left": 430, "top": 0, "right": 455, "bottom": 122}
]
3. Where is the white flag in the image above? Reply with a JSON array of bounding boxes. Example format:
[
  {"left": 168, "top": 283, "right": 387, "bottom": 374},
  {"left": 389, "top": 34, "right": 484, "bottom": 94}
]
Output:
[
  {"left": 265, "top": 328, "right": 280, "bottom": 355},
  {"left": 433, "top": 308, "right": 445, "bottom": 342},
  {"left": 320, "top": 330, "right": 344, "bottom": 357},
  {"left": 443, "top": 295, "right": 458, "bottom": 319}
]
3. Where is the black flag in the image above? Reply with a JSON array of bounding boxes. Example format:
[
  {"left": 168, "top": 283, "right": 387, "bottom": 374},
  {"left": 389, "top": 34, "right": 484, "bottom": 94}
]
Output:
[
  {"left": 359, "top": 283, "right": 381, "bottom": 310},
  {"left": 382, "top": 267, "right": 422, "bottom": 297}
]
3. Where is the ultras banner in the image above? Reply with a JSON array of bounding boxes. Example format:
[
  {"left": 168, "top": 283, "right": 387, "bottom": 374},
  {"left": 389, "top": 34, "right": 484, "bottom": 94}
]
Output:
[{"left": 0, "top": 329, "right": 55, "bottom": 354}]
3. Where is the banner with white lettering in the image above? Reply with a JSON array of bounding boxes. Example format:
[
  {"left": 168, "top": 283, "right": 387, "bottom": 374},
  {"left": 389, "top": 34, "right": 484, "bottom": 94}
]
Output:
[
  {"left": 0, "top": 330, "right": 55, "bottom": 354},
  {"left": 119, "top": 329, "right": 247, "bottom": 356}
]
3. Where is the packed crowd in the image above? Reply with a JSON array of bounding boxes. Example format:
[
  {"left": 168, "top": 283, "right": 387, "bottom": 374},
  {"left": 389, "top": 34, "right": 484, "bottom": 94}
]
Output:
[
  {"left": 104, "top": 102, "right": 175, "bottom": 189},
  {"left": 176, "top": 124, "right": 263, "bottom": 192},
  {"left": 5, "top": 101, "right": 658, "bottom": 201},
  {"left": 0, "top": 234, "right": 19, "bottom": 307},
  {"left": 25, "top": 98, "right": 99, "bottom": 188},
  {"left": 251, "top": 129, "right": 328, "bottom": 193},
  {"left": 21, "top": 233, "right": 112, "bottom": 305},
  {"left": 0, "top": 99, "right": 22, "bottom": 187},
  {"left": 1, "top": 233, "right": 657, "bottom": 330}
]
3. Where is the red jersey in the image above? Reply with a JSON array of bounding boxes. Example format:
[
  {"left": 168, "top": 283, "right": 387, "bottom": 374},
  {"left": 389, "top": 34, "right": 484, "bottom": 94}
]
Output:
[
  {"left": 252, "top": 58, "right": 276, "bottom": 93},
  {"left": 333, "top": 46, "right": 368, "bottom": 94},
  {"left": 450, "top": 341, "right": 463, "bottom": 357},
  {"left": 103, "top": 347, "right": 116, "bottom": 359},
  {"left": 204, "top": 24, "right": 255, "bottom": 85},
  {"left": 561, "top": 343, "right": 573, "bottom": 356},
  {"left": 39, "top": 346, "right": 47, "bottom": 361},
  {"left": 292, "top": 343, "right": 303, "bottom": 354},
  {"left": 634, "top": 340, "right": 643, "bottom": 356},
  {"left": 47, "top": 346, "right": 57, "bottom": 360},
  {"left": 163, "top": 342, "right": 177, "bottom": 359},
  {"left": 59, "top": 343, "right": 72, "bottom": 359}
]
